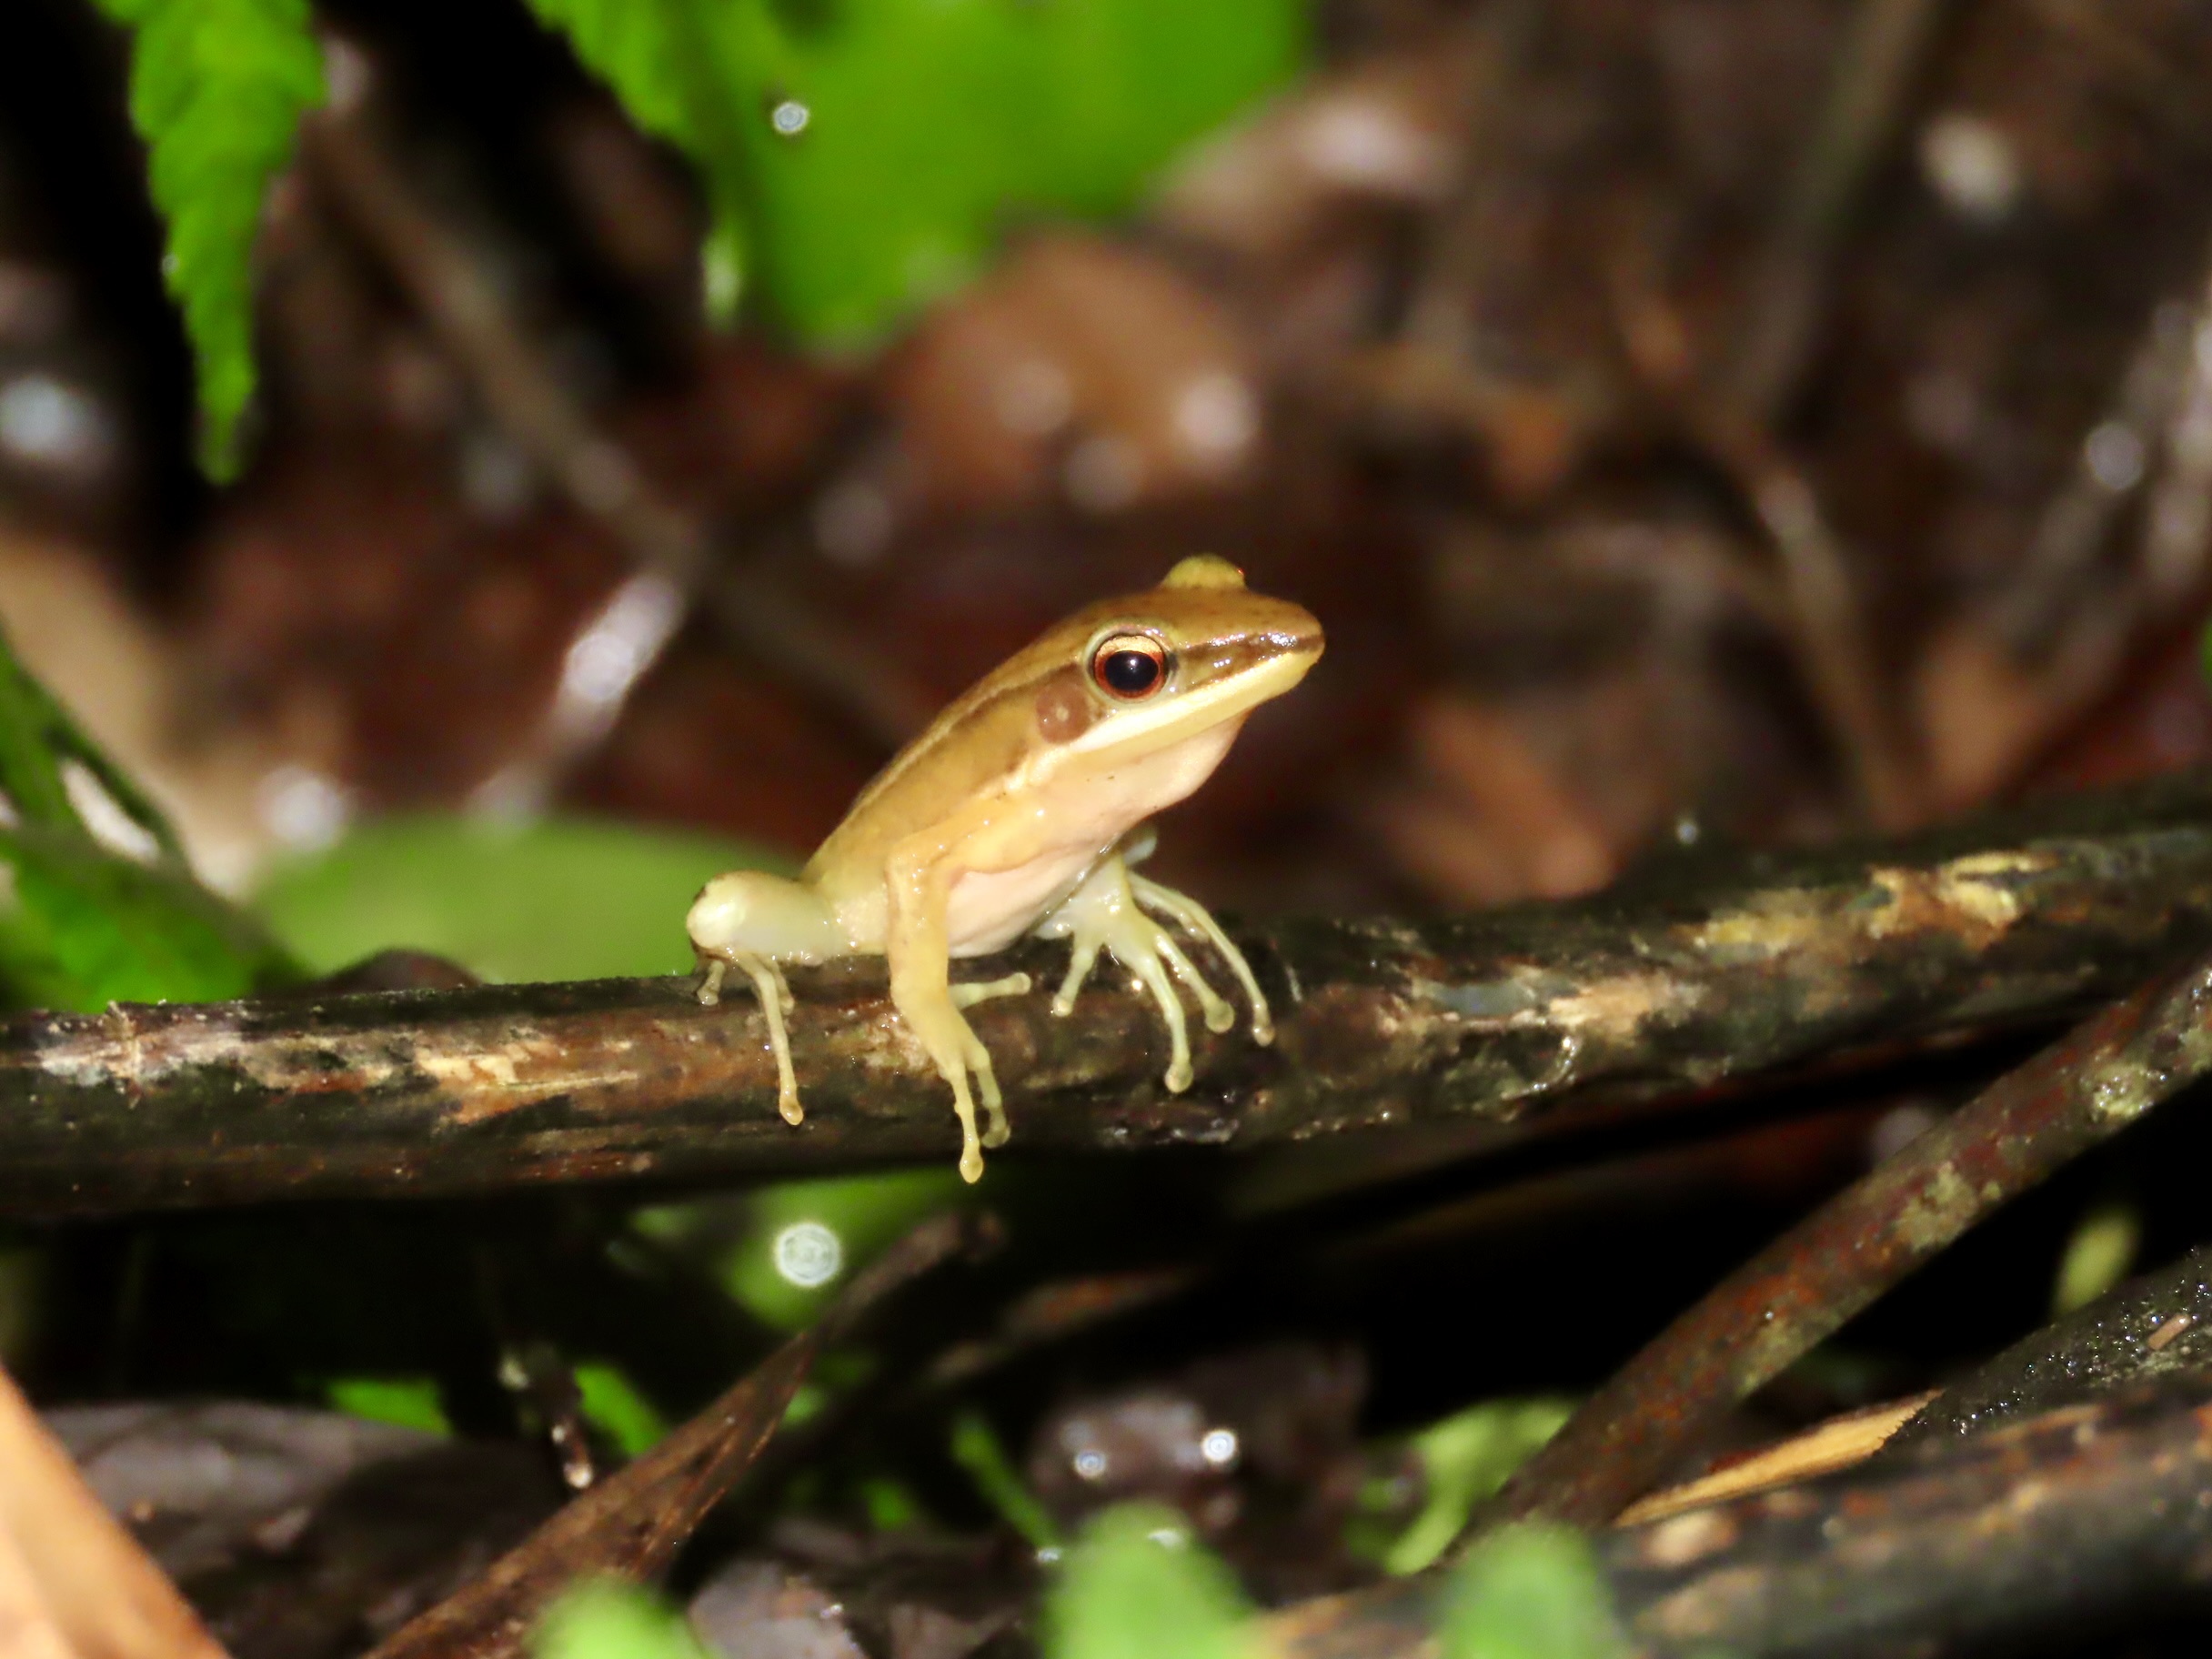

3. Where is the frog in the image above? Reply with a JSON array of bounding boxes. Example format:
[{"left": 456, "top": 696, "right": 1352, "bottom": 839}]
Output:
[{"left": 686, "top": 554, "right": 1324, "bottom": 1181}]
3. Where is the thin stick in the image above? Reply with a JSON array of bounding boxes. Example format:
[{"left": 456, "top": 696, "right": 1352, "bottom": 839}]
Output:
[
  {"left": 0, "top": 774, "right": 2208, "bottom": 1216},
  {"left": 1263, "top": 1372, "right": 2212, "bottom": 1659},
  {"left": 367, "top": 1212, "right": 975, "bottom": 1659},
  {"left": 1474, "top": 942, "right": 2212, "bottom": 1533},
  {"left": 303, "top": 63, "right": 924, "bottom": 806}
]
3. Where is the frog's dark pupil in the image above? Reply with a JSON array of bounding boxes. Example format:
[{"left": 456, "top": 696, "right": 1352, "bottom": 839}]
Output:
[{"left": 1100, "top": 649, "right": 1161, "bottom": 696}]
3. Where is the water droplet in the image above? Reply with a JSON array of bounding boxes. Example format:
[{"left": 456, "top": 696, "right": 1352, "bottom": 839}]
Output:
[
  {"left": 769, "top": 99, "right": 811, "bottom": 137},
  {"left": 2085, "top": 421, "right": 2147, "bottom": 493},
  {"left": 772, "top": 1219, "right": 842, "bottom": 1287}
]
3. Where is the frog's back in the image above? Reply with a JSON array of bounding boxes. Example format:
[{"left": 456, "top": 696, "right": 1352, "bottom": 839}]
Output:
[{"left": 803, "top": 671, "right": 1059, "bottom": 886}]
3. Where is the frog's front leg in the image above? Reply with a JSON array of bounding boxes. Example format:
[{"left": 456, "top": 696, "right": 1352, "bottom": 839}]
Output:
[
  {"left": 1036, "top": 849, "right": 1247, "bottom": 1093},
  {"left": 885, "top": 844, "right": 1028, "bottom": 1182}
]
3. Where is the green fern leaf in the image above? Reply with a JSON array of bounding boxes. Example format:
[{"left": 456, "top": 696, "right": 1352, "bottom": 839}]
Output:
[
  {"left": 96, "top": 0, "right": 324, "bottom": 479},
  {"left": 518, "top": 0, "right": 755, "bottom": 322}
]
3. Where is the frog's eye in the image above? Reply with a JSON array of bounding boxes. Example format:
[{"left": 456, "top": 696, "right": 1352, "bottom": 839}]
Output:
[{"left": 1091, "top": 634, "right": 1169, "bottom": 699}]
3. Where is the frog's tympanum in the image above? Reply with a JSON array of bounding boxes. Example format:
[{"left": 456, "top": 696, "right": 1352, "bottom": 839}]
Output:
[{"left": 686, "top": 556, "right": 1324, "bottom": 1181}]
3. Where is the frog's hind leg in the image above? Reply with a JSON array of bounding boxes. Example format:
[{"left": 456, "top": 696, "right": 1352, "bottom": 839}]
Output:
[
  {"left": 886, "top": 846, "right": 1022, "bottom": 1181},
  {"left": 695, "top": 947, "right": 805, "bottom": 1125},
  {"left": 893, "top": 967, "right": 997, "bottom": 1181},
  {"left": 1127, "top": 872, "right": 1273, "bottom": 1045}
]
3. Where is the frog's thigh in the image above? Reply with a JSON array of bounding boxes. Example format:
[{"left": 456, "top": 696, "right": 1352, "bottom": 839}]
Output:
[{"left": 885, "top": 843, "right": 1004, "bottom": 1181}]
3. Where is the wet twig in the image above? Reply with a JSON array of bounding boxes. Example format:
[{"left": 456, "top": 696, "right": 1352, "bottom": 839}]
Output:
[
  {"left": 367, "top": 1213, "right": 978, "bottom": 1659},
  {"left": 1400, "top": 0, "right": 1547, "bottom": 358},
  {"left": 1686, "top": 404, "right": 1927, "bottom": 828},
  {"left": 1, "top": 776, "right": 2211, "bottom": 1215},
  {"left": 1264, "top": 1373, "right": 2212, "bottom": 1659},
  {"left": 1724, "top": 0, "right": 1954, "bottom": 423},
  {"left": 1885, "top": 1240, "right": 2212, "bottom": 1453},
  {"left": 1472, "top": 939, "right": 2212, "bottom": 1533},
  {"left": 1605, "top": 256, "right": 1926, "bottom": 830},
  {"left": 1920, "top": 254, "right": 2212, "bottom": 808},
  {"left": 304, "top": 54, "right": 924, "bottom": 805}
]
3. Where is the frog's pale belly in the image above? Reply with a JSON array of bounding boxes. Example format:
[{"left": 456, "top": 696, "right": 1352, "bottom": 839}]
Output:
[
  {"left": 947, "top": 844, "right": 1104, "bottom": 956},
  {"left": 945, "top": 718, "right": 1245, "bottom": 956}
]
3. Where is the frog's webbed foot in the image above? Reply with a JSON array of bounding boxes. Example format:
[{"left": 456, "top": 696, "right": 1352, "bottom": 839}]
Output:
[
  {"left": 1040, "top": 852, "right": 1256, "bottom": 1093},
  {"left": 695, "top": 948, "right": 804, "bottom": 1125}
]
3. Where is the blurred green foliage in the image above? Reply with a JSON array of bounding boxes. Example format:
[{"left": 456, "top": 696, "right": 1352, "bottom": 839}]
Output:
[
  {"left": 325, "top": 1374, "right": 454, "bottom": 1434},
  {"left": 575, "top": 1361, "right": 671, "bottom": 1455},
  {"left": 950, "top": 1408, "right": 1062, "bottom": 1551},
  {"left": 255, "top": 813, "right": 784, "bottom": 982},
  {"left": 94, "top": 0, "right": 1302, "bottom": 469},
  {"left": 1439, "top": 1523, "right": 1626, "bottom": 1659},
  {"left": 0, "top": 622, "right": 299, "bottom": 1010},
  {"left": 527, "top": 0, "right": 1307, "bottom": 347},
  {"left": 90, "top": 0, "right": 324, "bottom": 478},
  {"left": 2051, "top": 1198, "right": 2141, "bottom": 1317},
  {"left": 535, "top": 1579, "right": 711, "bottom": 1659},
  {"left": 1043, "top": 1504, "right": 1252, "bottom": 1659},
  {"left": 634, "top": 1166, "right": 962, "bottom": 1330},
  {"left": 1352, "top": 1398, "right": 1576, "bottom": 1576}
]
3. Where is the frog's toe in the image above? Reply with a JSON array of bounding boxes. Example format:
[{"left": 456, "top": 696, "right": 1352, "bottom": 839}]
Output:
[
  {"left": 1051, "top": 937, "right": 1103, "bottom": 1017},
  {"left": 1155, "top": 934, "right": 1236, "bottom": 1035},
  {"left": 967, "top": 1041, "right": 1011, "bottom": 1149},
  {"left": 951, "top": 970, "right": 1032, "bottom": 1009},
  {"left": 1130, "top": 872, "right": 1274, "bottom": 1047},
  {"left": 695, "top": 957, "right": 728, "bottom": 1007}
]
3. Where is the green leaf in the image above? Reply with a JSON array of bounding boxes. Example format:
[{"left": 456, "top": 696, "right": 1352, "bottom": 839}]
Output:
[
  {"left": 0, "top": 620, "right": 298, "bottom": 1011},
  {"left": 254, "top": 814, "right": 788, "bottom": 983},
  {"left": 326, "top": 1375, "right": 453, "bottom": 1436},
  {"left": 94, "top": 0, "right": 324, "bottom": 478},
  {"left": 2052, "top": 1200, "right": 2141, "bottom": 1317},
  {"left": 1373, "top": 1399, "right": 1575, "bottom": 1575},
  {"left": 0, "top": 821, "right": 295, "bottom": 1010},
  {"left": 950, "top": 1409, "right": 1061, "bottom": 1551},
  {"left": 1439, "top": 1524, "right": 1626, "bottom": 1659},
  {"left": 518, "top": 0, "right": 758, "bottom": 321},
  {"left": 1043, "top": 1504, "right": 1252, "bottom": 1659},
  {"left": 574, "top": 1362, "right": 670, "bottom": 1457},
  {"left": 633, "top": 1167, "right": 960, "bottom": 1331},
  {"left": 534, "top": 1579, "right": 712, "bottom": 1659},
  {"left": 525, "top": 0, "right": 1306, "bottom": 348}
]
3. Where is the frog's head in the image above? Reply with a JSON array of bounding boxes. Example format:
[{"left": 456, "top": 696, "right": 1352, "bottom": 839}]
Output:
[{"left": 1030, "top": 555, "right": 1324, "bottom": 757}]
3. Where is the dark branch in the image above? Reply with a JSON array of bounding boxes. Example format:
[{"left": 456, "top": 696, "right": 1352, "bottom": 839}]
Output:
[
  {"left": 1264, "top": 1373, "right": 2212, "bottom": 1659},
  {"left": 5, "top": 774, "right": 2212, "bottom": 1218},
  {"left": 1886, "top": 1240, "right": 2212, "bottom": 1453},
  {"left": 1474, "top": 935, "right": 2212, "bottom": 1532},
  {"left": 367, "top": 1214, "right": 977, "bottom": 1659}
]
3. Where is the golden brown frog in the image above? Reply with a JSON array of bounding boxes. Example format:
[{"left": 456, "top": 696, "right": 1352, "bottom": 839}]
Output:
[{"left": 687, "top": 555, "right": 1323, "bottom": 1180}]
